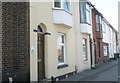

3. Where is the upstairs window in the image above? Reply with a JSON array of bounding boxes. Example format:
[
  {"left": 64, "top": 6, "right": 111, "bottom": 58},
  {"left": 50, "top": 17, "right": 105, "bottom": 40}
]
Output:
[
  {"left": 54, "top": 0, "right": 70, "bottom": 11},
  {"left": 96, "top": 15, "right": 100, "bottom": 31},
  {"left": 80, "top": 2, "right": 91, "bottom": 24},
  {"left": 102, "top": 22, "right": 106, "bottom": 33},
  {"left": 54, "top": 0, "right": 61, "bottom": 8},
  {"left": 63, "top": 0, "right": 70, "bottom": 11},
  {"left": 96, "top": 15, "right": 102, "bottom": 31}
]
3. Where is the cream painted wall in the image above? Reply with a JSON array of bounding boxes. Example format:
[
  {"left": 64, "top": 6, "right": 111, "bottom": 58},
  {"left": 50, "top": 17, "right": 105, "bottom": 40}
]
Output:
[
  {"left": 73, "top": 2, "right": 83, "bottom": 72},
  {"left": 30, "top": 2, "right": 76, "bottom": 81},
  {"left": 73, "top": 2, "right": 91, "bottom": 73},
  {"left": 82, "top": 34, "right": 91, "bottom": 70}
]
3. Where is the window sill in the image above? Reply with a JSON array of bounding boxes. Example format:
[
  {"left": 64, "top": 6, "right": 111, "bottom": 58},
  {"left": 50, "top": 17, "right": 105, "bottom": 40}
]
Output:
[
  {"left": 52, "top": 8, "right": 72, "bottom": 15},
  {"left": 57, "top": 64, "right": 69, "bottom": 69},
  {"left": 84, "top": 60, "right": 88, "bottom": 62}
]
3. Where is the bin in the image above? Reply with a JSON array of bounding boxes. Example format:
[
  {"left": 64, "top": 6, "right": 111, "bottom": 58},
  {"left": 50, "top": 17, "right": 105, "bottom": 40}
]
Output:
[
  {"left": 116, "top": 53, "right": 119, "bottom": 58},
  {"left": 114, "top": 53, "right": 117, "bottom": 60}
]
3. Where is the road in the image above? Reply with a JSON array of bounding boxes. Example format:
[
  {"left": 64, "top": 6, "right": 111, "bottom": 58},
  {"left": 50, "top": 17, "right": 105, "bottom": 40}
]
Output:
[
  {"left": 79, "top": 60, "right": 118, "bottom": 81},
  {"left": 84, "top": 64, "right": 118, "bottom": 81},
  {"left": 61, "top": 59, "right": 119, "bottom": 82}
]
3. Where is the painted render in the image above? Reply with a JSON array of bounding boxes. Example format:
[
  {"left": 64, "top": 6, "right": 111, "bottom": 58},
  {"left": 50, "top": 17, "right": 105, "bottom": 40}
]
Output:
[
  {"left": 30, "top": 2, "right": 76, "bottom": 81},
  {"left": 30, "top": 1, "right": 92, "bottom": 81}
]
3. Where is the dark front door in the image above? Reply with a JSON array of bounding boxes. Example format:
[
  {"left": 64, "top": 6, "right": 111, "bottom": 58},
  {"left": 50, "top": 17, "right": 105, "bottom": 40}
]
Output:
[{"left": 37, "top": 33, "right": 45, "bottom": 80}]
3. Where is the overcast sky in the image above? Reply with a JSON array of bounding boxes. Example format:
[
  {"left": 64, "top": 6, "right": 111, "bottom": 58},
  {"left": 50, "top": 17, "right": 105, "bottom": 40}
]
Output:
[{"left": 89, "top": 0, "right": 119, "bottom": 31}]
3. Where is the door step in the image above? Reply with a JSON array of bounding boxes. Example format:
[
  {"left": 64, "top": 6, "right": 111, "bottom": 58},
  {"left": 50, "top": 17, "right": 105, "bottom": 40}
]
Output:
[{"left": 39, "top": 78, "right": 52, "bottom": 82}]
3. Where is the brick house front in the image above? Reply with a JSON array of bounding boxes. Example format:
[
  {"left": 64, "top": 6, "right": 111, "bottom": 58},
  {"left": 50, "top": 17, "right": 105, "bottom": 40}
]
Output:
[
  {"left": 0, "top": 2, "right": 30, "bottom": 82},
  {"left": 91, "top": 7, "right": 104, "bottom": 67}
]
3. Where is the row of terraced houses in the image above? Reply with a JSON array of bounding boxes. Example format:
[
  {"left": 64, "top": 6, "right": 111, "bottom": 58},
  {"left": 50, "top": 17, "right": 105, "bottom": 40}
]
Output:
[{"left": 0, "top": 0, "right": 119, "bottom": 82}]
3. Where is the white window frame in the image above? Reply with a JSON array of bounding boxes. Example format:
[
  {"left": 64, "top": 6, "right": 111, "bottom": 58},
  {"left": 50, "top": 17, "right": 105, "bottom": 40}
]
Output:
[
  {"left": 57, "top": 32, "right": 66, "bottom": 65},
  {"left": 80, "top": 2, "right": 91, "bottom": 24},
  {"left": 53, "top": 0, "right": 70, "bottom": 11}
]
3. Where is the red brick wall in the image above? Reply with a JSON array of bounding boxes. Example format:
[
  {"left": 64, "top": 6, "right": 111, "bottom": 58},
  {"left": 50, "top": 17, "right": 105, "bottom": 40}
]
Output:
[{"left": 91, "top": 9, "right": 104, "bottom": 65}]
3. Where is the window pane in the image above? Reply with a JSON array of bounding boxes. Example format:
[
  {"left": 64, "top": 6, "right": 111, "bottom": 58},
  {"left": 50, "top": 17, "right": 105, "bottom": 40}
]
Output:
[
  {"left": 54, "top": 0, "right": 61, "bottom": 8},
  {"left": 96, "top": 15, "right": 99, "bottom": 23},
  {"left": 99, "top": 16, "right": 101, "bottom": 24},
  {"left": 83, "top": 39, "right": 87, "bottom": 61},
  {"left": 57, "top": 46, "right": 64, "bottom": 63},
  {"left": 80, "top": 2, "right": 86, "bottom": 22},
  {"left": 102, "top": 22, "right": 106, "bottom": 32},
  {"left": 80, "top": 2, "right": 90, "bottom": 24},
  {"left": 86, "top": 10, "right": 90, "bottom": 24},
  {"left": 96, "top": 23, "right": 99, "bottom": 31},
  {"left": 57, "top": 34, "right": 62, "bottom": 43},
  {"left": 104, "top": 46, "right": 107, "bottom": 56},
  {"left": 57, "top": 33, "right": 66, "bottom": 64},
  {"left": 83, "top": 39, "right": 86, "bottom": 45},
  {"left": 63, "top": 0, "right": 70, "bottom": 11},
  {"left": 86, "top": 3, "right": 90, "bottom": 11}
]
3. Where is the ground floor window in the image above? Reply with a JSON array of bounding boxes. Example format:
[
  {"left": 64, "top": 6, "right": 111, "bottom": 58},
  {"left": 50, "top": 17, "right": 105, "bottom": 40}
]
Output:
[
  {"left": 104, "top": 46, "right": 108, "bottom": 56},
  {"left": 57, "top": 33, "right": 66, "bottom": 65},
  {"left": 83, "top": 38, "right": 87, "bottom": 61}
]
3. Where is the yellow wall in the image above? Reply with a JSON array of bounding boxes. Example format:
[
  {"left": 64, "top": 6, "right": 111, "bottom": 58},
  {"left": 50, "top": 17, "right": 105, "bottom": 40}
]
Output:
[
  {"left": 73, "top": 2, "right": 91, "bottom": 72},
  {"left": 30, "top": 2, "right": 76, "bottom": 81},
  {"left": 82, "top": 34, "right": 91, "bottom": 70}
]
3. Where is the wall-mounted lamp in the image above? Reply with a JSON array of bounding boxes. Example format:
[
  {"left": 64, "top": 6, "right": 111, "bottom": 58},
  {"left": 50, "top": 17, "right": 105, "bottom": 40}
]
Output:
[{"left": 33, "top": 29, "right": 51, "bottom": 35}]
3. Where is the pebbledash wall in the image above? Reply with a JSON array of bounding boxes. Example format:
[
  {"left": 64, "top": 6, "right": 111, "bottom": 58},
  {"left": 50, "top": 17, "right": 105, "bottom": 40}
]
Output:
[{"left": 0, "top": 2, "right": 30, "bottom": 82}]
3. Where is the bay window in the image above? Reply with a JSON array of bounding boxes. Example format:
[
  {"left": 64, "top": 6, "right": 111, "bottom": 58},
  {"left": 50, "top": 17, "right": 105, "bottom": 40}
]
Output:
[
  {"left": 80, "top": 2, "right": 91, "bottom": 24},
  {"left": 96, "top": 15, "right": 102, "bottom": 31},
  {"left": 96, "top": 15, "right": 100, "bottom": 31},
  {"left": 54, "top": 0, "right": 61, "bottom": 8},
  {"left": 57, "top": 33, "right": 66, "bottom": 65},
  {"left": 54, "top": 0, "right": 70, "bottom": 11}
]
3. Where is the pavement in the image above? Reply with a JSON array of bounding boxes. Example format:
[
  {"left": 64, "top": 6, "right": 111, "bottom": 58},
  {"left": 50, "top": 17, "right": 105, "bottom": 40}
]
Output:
[{"left": 60, "top": 59, "right": 118, "bottom": 81}]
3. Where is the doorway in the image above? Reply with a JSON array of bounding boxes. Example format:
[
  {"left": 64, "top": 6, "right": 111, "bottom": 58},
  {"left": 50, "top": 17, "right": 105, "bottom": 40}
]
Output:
[{"left": 37, "top": 25, "right": 45, "bottom": 81}]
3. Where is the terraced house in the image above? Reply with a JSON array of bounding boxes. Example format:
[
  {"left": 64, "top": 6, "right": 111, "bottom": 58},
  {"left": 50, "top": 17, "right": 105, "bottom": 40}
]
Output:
[
  {"left": 91, "top": 4, "right": 118, "bottom": 68},
  {"left": 0, "top": 0, "right": 76, "bottom": 82},
  {"left": 30, "top": 0, "right": 76, "bottom": 81},
  {"left": 91, "top": 7, "right": 104, "bottom": 67},
  {"left": 75, "top": 0, "right": 93, "bottom": 72},
  {"left": 0, "top": 0, "right": 118, "bottom": 82}
]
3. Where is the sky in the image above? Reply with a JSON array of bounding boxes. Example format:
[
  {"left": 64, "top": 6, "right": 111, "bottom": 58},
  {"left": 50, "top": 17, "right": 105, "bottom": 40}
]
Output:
[{"left": 89, "top": 0, "right": 119, "bottom": 31}]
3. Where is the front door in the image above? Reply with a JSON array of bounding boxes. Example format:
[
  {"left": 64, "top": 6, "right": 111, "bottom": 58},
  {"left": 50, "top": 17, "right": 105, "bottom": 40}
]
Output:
[{"left": 37, "top": 33, "right": 45, "bottom": 80}]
